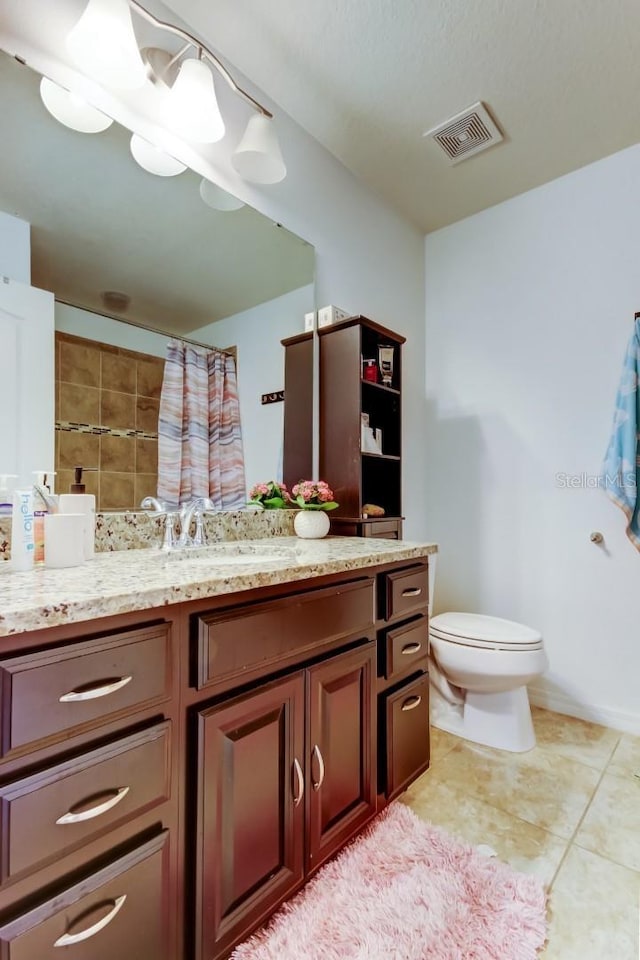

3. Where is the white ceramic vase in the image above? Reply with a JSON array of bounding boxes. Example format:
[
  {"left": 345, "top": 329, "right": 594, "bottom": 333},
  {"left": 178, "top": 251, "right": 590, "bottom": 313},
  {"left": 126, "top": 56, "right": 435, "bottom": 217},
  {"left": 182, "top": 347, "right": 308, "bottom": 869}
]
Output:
[{"left": 294, "top": 509, "right": 330, "bottom": 539}]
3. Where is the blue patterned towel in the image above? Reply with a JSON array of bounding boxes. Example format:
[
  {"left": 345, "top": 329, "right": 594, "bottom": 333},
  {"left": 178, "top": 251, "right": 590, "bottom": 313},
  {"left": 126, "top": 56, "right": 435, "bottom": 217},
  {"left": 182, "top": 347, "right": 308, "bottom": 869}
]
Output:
[{"left": 602, "top": 318, "right": 640, "bottom": 550}]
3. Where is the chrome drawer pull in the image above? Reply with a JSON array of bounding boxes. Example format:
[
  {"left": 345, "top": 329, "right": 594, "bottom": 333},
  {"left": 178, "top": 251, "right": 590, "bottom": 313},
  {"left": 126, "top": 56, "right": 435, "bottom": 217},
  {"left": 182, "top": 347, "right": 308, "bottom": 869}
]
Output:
[
  {"left": 53, "top": 894, "right": 127, "bottom": 947},
  {"left": 401, "top": 695, "right": 422, "bottom": 712},
  {"left": 59, "top": 676, "right": 132, "bottom": 703},
  {"left": 56, "top": 786, "right": 130, "bottom": 825},
  {"left": 311, "top": 744, "right": 325, "bottom": 791},
  {"left": 401, "top": 642, "right": 422, "bottom": 655},
  {"left": 401, "top": 587, "right": 422, "bottom": 597},
  {"left": 292, "top": 758, "right": 304, "bottom": 806}
]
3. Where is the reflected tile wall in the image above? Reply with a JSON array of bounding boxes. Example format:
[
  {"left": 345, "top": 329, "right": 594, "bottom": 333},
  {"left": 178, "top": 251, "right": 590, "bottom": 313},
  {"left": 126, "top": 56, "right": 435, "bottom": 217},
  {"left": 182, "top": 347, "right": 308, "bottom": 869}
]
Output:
[{"left": 55, "top": 332, "right": 162, "bottom": 510}]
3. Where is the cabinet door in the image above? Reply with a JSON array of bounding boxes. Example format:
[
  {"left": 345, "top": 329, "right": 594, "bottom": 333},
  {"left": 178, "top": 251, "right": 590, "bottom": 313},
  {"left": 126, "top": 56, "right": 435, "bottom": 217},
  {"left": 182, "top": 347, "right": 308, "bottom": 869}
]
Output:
[
  {"left": 307, "top": 643, "right": 376, "bottom": 873},
  {"left": 195, "top": 674, "right": 305, "bottom": 960},
  {"left": 384, "top": 672, "right": 430, "bottom": 800}
]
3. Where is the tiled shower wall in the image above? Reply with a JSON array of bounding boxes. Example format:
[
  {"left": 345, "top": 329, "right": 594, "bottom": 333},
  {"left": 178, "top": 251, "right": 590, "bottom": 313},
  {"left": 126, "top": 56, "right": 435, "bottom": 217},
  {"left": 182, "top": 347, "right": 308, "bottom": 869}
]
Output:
[{"left": 55, "top": 332, "right": 164, "bottom": 511}]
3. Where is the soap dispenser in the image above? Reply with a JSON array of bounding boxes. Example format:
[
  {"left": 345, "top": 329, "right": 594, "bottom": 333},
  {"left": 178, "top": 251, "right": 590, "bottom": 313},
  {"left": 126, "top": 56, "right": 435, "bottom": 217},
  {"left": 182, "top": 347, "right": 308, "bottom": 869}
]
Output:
[{"left": 58, "top": 466, "right": 97, "bottom": 560}]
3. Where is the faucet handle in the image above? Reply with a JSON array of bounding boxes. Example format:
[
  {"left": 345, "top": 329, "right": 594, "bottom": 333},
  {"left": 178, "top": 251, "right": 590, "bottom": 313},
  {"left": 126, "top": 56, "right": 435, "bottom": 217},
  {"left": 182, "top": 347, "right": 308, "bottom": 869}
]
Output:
[{"left": 141, "top": 496, "right": 168, "bottom": 515}]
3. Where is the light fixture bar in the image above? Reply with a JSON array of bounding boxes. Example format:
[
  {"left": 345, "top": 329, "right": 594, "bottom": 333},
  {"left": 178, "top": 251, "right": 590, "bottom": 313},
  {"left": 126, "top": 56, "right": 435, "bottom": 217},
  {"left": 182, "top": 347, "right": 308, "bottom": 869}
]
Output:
[{"left": 128, "top": 0, "right": 273, "bottom": 118}]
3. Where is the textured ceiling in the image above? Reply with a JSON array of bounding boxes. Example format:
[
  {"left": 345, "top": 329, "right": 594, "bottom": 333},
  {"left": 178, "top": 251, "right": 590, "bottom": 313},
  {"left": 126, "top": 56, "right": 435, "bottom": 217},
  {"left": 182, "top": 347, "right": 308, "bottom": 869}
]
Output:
[{"left": 165, "top": 0, "right": 640, "bottom": 232}]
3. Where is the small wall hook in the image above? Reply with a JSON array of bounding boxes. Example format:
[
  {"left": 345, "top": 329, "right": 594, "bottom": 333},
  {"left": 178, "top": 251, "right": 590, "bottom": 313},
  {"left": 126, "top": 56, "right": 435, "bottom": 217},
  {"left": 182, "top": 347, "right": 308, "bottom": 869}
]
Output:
[{"left": 590, "top": 531, "right": 604, "bottom": 544}]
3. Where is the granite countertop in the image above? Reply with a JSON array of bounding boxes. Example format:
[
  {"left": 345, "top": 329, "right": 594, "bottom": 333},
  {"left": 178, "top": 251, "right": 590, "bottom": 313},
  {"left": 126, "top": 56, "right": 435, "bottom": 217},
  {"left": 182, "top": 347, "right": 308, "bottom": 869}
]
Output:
[{"left": 0, "top": 537, "right": 437, "bottom": 637}]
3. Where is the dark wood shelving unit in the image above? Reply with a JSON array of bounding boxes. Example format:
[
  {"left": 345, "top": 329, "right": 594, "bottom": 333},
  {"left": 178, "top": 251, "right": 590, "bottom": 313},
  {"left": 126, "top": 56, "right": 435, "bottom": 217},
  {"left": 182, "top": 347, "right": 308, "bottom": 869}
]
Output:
[
  {"left": 281, "top": 331, "right": 313, "bottom": 490},
  {"left": 319, "top": 316, "right": 405, "bottom": 539}
]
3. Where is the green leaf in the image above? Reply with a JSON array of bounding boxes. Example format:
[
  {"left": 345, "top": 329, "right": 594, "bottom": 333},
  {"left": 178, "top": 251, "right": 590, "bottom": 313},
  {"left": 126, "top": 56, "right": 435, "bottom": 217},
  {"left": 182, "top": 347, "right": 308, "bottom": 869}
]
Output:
[
  {"left": 322, "top": 501, "right": 339, "bottom": 511},
  {"left": 263, "top": 496, "right": 286, "bottom": 509}
]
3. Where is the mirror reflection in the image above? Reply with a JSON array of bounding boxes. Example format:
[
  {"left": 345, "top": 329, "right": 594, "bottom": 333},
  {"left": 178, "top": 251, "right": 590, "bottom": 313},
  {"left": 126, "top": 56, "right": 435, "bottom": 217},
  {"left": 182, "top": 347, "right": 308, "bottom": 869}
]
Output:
[{"left": 0, "top": 50, "right": 315, "bottom": 511}]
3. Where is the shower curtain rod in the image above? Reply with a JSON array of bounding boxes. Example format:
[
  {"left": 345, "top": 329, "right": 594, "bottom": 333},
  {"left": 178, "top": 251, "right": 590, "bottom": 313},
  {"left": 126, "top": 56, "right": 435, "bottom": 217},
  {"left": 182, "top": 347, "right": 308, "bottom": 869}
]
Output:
[{"left": 56, "top": 298, "right": 233, "bottom": 354}]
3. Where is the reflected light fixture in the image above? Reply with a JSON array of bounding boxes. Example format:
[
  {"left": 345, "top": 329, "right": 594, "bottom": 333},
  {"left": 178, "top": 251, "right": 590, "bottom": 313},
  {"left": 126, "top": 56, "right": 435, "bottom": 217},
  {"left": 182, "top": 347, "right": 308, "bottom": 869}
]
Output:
[
  {"left": 66, "top": 0, "right": 146, "bottom": 90},
  {"left": 199, "top": 179, "right": 245, "bottom": 211},
  {"left": 129, "top": 133, "right": 187, "bottom": 176},
  {"left": 39, "top": 77, "right": 113, "bottom": 133},
  {"left": 63, "top": 0, "right": 287, "bottom": 182}
]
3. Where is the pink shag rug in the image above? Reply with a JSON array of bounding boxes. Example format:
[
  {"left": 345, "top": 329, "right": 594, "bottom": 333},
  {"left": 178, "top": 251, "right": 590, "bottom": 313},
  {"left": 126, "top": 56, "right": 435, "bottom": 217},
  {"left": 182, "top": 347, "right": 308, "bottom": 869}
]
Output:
[{"left": 232, "top": 802, "right": 547, "bottom": 960}]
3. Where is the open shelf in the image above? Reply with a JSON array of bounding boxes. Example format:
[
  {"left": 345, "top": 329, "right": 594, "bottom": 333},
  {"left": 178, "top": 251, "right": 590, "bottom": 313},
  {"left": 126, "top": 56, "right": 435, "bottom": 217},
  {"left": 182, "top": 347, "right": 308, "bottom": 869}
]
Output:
[
  {"left": 360, "top": 379, "right": 401, "bottom": 396},
  {"left": 361, "top": 452, "right": 401, "bottom": 461}
]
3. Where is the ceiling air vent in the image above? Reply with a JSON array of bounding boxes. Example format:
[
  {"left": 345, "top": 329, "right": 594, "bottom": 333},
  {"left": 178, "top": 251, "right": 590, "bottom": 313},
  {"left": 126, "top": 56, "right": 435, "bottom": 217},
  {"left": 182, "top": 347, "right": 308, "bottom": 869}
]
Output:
[{"left": 423, "top": 101, "right": 503, "bottom": 164}]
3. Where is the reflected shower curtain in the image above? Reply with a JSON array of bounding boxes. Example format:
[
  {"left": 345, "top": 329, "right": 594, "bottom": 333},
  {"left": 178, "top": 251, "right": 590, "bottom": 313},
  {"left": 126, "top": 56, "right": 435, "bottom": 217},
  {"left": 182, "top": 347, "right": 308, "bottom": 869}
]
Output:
[{"left": 158, "top": 339, "right": 246, "bottom": 509}]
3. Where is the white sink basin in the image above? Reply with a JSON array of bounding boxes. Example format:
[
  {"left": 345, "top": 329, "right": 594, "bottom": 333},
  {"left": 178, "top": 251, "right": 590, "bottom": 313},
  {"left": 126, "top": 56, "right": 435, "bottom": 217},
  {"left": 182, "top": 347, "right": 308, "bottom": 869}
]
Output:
[{"left": 153, "top": 543, "right": 298, "bottom": 566}]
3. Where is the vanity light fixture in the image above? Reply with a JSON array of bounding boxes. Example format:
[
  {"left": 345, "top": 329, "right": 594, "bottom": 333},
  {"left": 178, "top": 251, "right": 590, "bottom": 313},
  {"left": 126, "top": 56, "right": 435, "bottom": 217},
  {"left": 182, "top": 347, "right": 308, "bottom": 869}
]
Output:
[
  {"left": 63, "top": 0, "right": 287, "bottom": 183},
  {"left": 231, "top": 113, "right": 286, "bottom": 185},
  {"left": 166, "top": 56, "right": 225, "bottom": 144},
  {"left": 129, "top": 133, "right": 187, "bottom": 176},
  {"left": 66, "top": 0, "right": 147, "bottom": 91},
  {"left": 39, "top": 78, "right": 114, "bottom": 133}
]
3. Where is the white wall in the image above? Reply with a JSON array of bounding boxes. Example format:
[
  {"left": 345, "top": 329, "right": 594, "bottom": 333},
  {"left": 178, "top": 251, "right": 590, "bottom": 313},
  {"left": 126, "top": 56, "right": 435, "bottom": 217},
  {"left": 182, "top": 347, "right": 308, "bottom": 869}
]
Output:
[
  {"left": 0, "top": 211, "right": 30, "bottom": 284},
  {"left": 191, "top": 285, "right": 314, "bottom": 491},
  {"left": 55, "top": 302, "right": 169, "bottom": 358},
  {"left": 424, "top": 143, "right": 640, "bottom": 734}
]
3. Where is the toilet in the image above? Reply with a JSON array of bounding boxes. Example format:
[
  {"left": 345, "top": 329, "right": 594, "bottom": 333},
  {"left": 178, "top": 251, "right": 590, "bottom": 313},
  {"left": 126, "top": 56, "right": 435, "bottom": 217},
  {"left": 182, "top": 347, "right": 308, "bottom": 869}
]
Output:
[{"left": 429, "top": 611, "right": 548, "bottom": 752}]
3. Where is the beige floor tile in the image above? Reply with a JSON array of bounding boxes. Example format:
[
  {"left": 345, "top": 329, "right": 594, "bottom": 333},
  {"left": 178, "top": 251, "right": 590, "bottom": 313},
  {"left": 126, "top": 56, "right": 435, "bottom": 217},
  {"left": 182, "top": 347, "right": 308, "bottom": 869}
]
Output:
[
  {"left": 429, "top": 741, "right": 600, "bottom": 839},
  {"left": 429, "top": 725, "right": 460, "bottom": 764},
  {"left": 574, "top": 772, "right": 640, "bottom": 872},
  {"left": 607, "top": 732, "right": 640, "bottom": 781},
  {"left": 401, "top": 775, "right": 566, "bottom": 886},
  {"left": 532, "top": 706, "right": 620, "bottom": 771},
  {"left": 542, "top": 846, "right": 639, "bottom": 960}
]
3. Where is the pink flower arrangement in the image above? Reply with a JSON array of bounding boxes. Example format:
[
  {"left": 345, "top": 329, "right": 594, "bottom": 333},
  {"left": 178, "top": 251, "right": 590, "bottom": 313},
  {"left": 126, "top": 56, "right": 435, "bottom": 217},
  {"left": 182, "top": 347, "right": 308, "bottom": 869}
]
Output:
[
  {"left": 291, "top": 480, "right": 339, "bottom": 511},
  {"left": 248, "top": 480, "right": 290, "bottom": 509}
]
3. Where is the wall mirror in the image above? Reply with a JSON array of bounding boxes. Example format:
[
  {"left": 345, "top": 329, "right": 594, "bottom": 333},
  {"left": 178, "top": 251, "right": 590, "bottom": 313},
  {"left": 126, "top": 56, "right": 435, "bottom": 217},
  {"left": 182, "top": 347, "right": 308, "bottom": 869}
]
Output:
[{"left": 0, "top": 49, "right": 315, "bottom": 512}]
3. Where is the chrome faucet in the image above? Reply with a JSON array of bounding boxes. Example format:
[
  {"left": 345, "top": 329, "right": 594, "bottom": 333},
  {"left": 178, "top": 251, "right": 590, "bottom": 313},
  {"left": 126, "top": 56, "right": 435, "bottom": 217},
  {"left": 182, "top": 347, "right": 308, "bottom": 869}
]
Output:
[
  {"left": 177, "top": 497, "right": 216, "bottom": 547},
  {"left": 140, "top": 496, "right": 179, "bottom": 551}
]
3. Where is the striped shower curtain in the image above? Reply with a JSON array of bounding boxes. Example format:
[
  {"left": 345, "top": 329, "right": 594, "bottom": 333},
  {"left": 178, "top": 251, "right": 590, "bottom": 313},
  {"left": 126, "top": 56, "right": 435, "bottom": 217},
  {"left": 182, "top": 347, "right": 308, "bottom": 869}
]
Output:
[{"left": 157, "top": 339, "right": 246, "bottom": 509}]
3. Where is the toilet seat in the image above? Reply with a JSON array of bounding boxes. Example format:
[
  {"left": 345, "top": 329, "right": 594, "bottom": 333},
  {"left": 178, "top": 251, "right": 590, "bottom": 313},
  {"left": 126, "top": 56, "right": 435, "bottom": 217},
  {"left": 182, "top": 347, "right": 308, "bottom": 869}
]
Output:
[{"left": 430, "top": 612, "right": 543, "bottom": 652}]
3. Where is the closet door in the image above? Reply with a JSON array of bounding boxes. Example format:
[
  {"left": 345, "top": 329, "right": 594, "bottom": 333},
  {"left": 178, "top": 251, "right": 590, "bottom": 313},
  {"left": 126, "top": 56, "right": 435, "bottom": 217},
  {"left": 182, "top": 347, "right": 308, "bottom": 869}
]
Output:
[{"left": 0, "top": 278, "right": 54, "bottom": 479}]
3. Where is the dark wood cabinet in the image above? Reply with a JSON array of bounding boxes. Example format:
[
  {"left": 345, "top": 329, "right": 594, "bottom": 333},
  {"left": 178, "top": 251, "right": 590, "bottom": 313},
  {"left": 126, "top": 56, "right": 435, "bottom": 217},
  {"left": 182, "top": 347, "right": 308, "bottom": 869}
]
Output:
[
  {"left": 307, "top": 644, "right": 376, "bottom": 873},
  {"left": 318, "top": 316, "right": 405, "bottom": 535},
  {"left": 195, "top": 643, "right": 376, "bottom": 958},
  {"left": 0, "top": 831, "right": 171, "bottom": 960},
  {"left": 281, "top": 331, "right": 313, "bottom": 490},
  {"left": 194, "top": 674, "right": 305, "bottom": 960},
  {"left": 376, "top": 564, "right": 431, "bottom": 804},
  {"left": 0, "top": 553, "right": 431, "bottom": 960}
]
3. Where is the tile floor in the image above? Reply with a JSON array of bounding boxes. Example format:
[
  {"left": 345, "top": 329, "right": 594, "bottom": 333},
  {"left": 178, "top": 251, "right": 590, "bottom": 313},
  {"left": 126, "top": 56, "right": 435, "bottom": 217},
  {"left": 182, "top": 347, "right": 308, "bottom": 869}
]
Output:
[{"left": 400, "top": 706, "right": 640, "bottom": 959}]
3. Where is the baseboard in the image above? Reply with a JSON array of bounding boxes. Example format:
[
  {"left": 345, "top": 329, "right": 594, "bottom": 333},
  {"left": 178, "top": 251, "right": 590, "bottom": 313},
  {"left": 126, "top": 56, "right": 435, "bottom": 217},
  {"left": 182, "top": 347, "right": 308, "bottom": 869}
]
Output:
[{"left": 528, "top": 686, "right": 640, "bottom": 736}]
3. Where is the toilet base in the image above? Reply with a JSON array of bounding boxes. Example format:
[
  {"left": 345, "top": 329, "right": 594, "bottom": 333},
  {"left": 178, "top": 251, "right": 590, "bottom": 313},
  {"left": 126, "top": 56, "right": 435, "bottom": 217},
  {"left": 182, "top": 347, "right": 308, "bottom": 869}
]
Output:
[{"left": 430, "top": 684, "right": 536, "bottom": 753}]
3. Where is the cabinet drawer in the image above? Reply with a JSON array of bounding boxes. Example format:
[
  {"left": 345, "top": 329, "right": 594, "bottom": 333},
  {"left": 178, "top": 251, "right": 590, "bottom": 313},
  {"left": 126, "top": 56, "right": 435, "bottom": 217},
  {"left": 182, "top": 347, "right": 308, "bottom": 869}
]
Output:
[
  {"left": 384, "top": 616, "right": 429, "bottom": 679},
  {"left": 384, "top": 564, "right": 428, "bottom": 621},
  {"left": 0, "top": 624, "right": 171, "bottom": 757},
  {"left": 384, "top": 673, "right": 430, "bottom": 800},
  {"left": 0, "top": 831, "right": 169, "bottom": 959},
  {"left": 196, "top": 579, "right": 374, "bottom": 690},
  {"left": 0, "top": 722, "right": 171, "bottom": 883}
]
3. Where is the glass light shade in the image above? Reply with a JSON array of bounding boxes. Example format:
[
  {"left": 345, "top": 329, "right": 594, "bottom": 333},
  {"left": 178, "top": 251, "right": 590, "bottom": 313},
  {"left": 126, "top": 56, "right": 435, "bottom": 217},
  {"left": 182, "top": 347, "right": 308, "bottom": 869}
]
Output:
[
  {"left": 199, "top": 179, "right": 245, "bottom": 211},
  {"left": 231, "top": 113, "right": 286, "bottom": 184},
  {"left": 129, "top": 134, "right": 186, "bottom": 176},
  {"left": 166, "top": 59, "right": 225, "bottom": 143},
  {"left": 40, "top": 78, "right": 113, "bottom": 133},
  {"left": 66, "top": 0, "right": 146, "bottom": 90}
]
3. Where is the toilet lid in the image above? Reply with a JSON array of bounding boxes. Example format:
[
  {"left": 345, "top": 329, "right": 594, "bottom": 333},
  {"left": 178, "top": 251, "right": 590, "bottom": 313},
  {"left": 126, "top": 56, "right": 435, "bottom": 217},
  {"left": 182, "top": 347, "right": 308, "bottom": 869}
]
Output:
[{"left": 430, "top": 612, "right": 543, "bottom": 650}]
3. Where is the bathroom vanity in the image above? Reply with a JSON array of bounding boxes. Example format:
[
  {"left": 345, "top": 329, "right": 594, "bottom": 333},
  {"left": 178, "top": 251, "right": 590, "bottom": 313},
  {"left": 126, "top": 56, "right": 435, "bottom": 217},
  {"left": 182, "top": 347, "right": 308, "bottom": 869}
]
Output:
[{"left": 0, "top": 537, "right": 435, "bottom": 959}]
